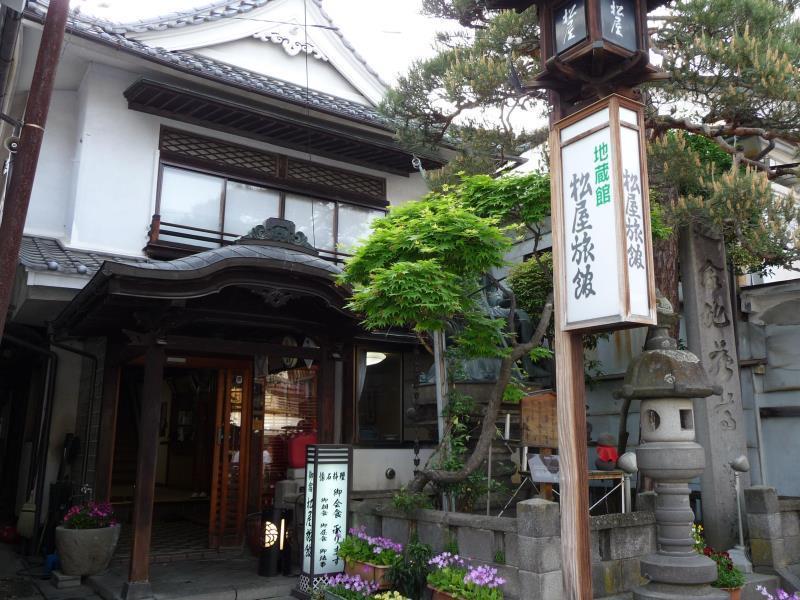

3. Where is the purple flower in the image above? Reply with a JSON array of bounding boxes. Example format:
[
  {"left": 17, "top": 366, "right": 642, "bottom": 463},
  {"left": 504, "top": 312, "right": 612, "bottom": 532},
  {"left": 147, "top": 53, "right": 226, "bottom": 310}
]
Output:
[
  {"left": 428, "top": 552, "right": 466, "bottom": 570},
  {"left": 464, "top": 565, "right": 506, "bottom": 589}
]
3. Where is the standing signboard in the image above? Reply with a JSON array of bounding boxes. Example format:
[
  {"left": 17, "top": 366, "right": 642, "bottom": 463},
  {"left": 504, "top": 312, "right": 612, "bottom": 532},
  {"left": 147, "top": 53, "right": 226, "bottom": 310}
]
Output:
[
  {"left": 295, "top": 445, "right": 353, "bottom": 598},
  {"left": 550, "top": 94, "right": 656, "bottom": 332}
]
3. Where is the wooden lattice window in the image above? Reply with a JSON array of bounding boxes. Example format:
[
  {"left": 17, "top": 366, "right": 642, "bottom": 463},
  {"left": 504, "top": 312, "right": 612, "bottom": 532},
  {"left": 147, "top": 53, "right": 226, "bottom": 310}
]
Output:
[
  {"left": 159, "top": 128, "right": 278, "bottom": 178},
  {"left": 286, "top": 158, "right": 386, "bottom": 203}
]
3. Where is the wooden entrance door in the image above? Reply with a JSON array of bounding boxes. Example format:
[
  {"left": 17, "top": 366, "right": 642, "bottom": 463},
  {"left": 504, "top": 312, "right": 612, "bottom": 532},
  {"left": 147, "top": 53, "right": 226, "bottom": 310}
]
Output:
[{"left": 209, "top": 366, "right": 252, "bottom": 548}]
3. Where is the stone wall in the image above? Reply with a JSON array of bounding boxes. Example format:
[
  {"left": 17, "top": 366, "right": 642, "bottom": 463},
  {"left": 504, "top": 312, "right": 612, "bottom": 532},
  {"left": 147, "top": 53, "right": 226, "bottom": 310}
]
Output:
[
  {"left": 349, "top": 499, "right": 656, "bottom": 600},
  {"left": 745, "top": 486, "right": 800, "bottom": 589}
]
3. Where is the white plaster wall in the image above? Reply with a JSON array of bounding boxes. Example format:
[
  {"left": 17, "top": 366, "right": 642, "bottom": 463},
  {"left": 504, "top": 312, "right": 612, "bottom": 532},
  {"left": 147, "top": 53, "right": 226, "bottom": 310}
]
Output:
[
  {"left": 68, "top": 64, "right": 160, "bottom": 254},
  {"left": 21, "top": 60, "right": 429, "bottom": 256},
  {"left": 24, "top": 91, "right": 78, "bottom": 240},
  {"left": 196, "top": 38, "right": 369, "bottom": 105},
  {"left": 761, "top": 417, "right": 800, "bottom": 496},
  {"left": 352, "top": 448, "right": 435, "bottom": 491}
]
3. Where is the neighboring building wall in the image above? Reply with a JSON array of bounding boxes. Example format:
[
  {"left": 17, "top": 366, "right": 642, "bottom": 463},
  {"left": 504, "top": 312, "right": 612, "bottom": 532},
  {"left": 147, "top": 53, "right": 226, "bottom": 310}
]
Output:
[
  {"left": 352, "top": 448, "right": 436, "bottom": 492},
  {"left": 739, "top": 280, "right": 800, "bottom": 497},
  {"left": 349, "top": 499, "right": 656, "bottom": 600}
]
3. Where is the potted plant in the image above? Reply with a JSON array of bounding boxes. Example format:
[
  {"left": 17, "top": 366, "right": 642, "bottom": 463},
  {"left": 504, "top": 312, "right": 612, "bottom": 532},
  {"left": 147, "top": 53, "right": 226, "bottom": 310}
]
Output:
[
  {"left": 55, "top": 501, "right": 120, "bottom": 576},
  {"left": 338, "top": 526, "right": 403, "bottom": 590},
  {"left": 388, "top": 538, "right": 433, "bottom": 600},
  {"left": 322, "top": 573, "right": 380, "bottom": 600},
  {"left": 705, "top": 547, "right": 746, "bottom": 600},
  {"left": 426, "top": 553, "right": 505, "bottom": 600}
]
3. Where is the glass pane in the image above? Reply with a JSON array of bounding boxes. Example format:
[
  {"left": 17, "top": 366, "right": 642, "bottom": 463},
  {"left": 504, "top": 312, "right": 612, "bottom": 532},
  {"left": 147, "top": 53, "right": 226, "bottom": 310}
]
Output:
[
  {"left": 159, "top": 166, "right": 224, "bottom": 248},
  {"left": 259, "top": 361, "right": 318, "bottom": 507},
  {"left": 337, "top": 205, "right": 383, "bottom": 254},
  {"left": 403, "top": 351, "right": 437, "bottom": 442},
  {"left": 356, "top": 348, "right": 402, "bottom": 442},
  {"left": 284, "top": 195, "right": 335, "bottom": 251},
  {"left": 224, "top": 181, "right": 280, "bottom": 236}
]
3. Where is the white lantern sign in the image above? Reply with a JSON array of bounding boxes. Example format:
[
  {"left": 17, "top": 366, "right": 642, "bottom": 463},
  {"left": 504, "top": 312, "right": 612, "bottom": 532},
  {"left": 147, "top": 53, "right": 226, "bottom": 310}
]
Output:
[
  {"left": 296, "top": 445, "right": 352, "bottom": 597},
  {"left": 551, "top": 94, "right": 656, "bottom": 332}
]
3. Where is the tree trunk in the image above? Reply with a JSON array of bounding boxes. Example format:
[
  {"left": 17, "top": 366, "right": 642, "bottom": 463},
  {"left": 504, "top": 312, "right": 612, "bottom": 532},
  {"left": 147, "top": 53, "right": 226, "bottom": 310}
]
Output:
[{"left": 653, "top": 232, "right": 680, "bottom": 337}]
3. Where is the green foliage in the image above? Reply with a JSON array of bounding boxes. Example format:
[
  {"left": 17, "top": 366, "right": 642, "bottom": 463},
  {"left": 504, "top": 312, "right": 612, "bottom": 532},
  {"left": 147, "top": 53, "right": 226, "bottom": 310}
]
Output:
[
  {"left": 502, "top": 382, "right": 525, "bottom": 404},
  {"left": 493, "top": 550, "right": 505, "bottom": 565},
  {"left": 655, "top": 0, "right": 800, "bottom": 136},
  {"left": 459, "top": 172, "right": 551, "bottom": 228},
  {"left": 649, "top": 131, "right": 800, "bottom": 274},
  {"left": 444, "top": 538, "right": 460, "bottom": 555},
  {"left": 336, "top": 533, "right": 374, "bottom": 564},
  {"left": 508, "top": 252, "right": 552, "bottom": 320},
  {"left": 388, "top": 538, "right": 434, "bottom": 600},
  {"left": 427, "top": 565, "right": 469, "bottom": 596},
  {"left": 340, "top": 192, "right": 510, "bottom": 339},
  {"left": 392, "top": 489, "right": 434, "bottom": 513}
]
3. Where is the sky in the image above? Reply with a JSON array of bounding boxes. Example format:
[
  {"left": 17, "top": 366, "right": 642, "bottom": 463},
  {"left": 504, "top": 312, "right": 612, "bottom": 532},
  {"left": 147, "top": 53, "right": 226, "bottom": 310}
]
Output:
[{"left": 72, "top": 0, "right": 453, "bottom": 83}]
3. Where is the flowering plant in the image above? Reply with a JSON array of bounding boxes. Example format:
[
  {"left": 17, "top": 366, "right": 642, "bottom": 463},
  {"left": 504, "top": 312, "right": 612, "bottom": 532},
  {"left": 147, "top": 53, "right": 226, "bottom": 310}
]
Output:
[
  {"left": 62, "top": 502, "right": 117, "bottom": 530},
  {"left": 757, "top": 585, "right": 800, "bottom": 600},
  {"left": 426, "top": 553, "right": 505, "bottom": 600},
  {"left": 373, "top": 592, "right": 409, "bottom": 600},
  {"left": 703, "top": 547, "right": 746, "bottom": 589},
  {"left": 323, "top": 573, "right": 379, "bottom": 600},
  {"left": 337, "top": 526, "right": 403, "bottom": 567},
  {"left": 691, "top": 524, "right": 704, "bottom": 553}
]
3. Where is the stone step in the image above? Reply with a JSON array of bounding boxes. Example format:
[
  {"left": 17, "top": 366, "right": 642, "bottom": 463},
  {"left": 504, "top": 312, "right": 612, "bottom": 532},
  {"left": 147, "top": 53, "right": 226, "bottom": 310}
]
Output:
[{"left": 743, "top": 572, "right": 780, "bottom": 600}]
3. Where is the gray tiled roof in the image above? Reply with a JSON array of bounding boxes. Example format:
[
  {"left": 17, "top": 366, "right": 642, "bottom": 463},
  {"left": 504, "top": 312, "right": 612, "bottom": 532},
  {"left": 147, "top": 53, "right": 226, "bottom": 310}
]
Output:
[
  {"left": 19, "top": 236, "right": 150, "bottom": 277},
  {"left": 19, "top": 235, "right": 341, "bottom": 280},
  {"left": 25, "top": 1, "right": 392, "bottom": 129}
]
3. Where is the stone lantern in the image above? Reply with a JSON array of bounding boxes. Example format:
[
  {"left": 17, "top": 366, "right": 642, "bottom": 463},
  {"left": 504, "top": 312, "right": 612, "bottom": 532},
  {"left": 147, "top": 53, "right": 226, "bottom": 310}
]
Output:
[{"left": 618, "top": 300, "right": 727, "bottom": 600}]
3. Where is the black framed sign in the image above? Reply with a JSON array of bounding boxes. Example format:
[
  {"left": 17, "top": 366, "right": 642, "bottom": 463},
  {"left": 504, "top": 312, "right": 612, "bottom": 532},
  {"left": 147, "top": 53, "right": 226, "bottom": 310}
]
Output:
[
  {"left": 600, "top": 0, "right": 637, "bottom": 52},
  {"left": 553, "top": 0, "right": 588, "bottom": 55}
]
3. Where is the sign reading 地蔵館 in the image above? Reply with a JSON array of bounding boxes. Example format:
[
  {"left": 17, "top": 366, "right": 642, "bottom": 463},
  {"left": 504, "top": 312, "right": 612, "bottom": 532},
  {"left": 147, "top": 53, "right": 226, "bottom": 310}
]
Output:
[
  {"left": 296, "top": 445, "right": 352, "bottom": 597},
  {"left": 552, "top": 95, "right": 656, "bottom": 332}
]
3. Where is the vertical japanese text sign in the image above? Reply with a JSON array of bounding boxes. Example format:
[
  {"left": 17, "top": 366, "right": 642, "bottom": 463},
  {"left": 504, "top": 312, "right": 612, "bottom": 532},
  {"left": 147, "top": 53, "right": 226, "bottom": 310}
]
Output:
[
  {"left": 297, "top": 445, "right": 352, "bottom": 597},
  {"left": 551, "top": 94, "right": 656, "bottom": 332}
]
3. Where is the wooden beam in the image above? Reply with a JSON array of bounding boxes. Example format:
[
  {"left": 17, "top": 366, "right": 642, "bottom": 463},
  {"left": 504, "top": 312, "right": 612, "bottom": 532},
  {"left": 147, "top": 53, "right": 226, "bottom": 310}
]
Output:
[
  {"left": 318, "top": 344, "right": 335, "bottom": 443},
  {"left": 549, "top": 96, "right": 593, "bottom": 600},
  {"left": 122, "top": 343, "right": 165, "bottom": 600}
]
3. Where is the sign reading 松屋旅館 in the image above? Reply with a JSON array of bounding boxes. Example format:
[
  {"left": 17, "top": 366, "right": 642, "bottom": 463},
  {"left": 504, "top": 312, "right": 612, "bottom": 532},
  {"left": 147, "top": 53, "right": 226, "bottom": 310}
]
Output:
[{"left": 553, "top": 95, "right": 655, "bottom": 332}]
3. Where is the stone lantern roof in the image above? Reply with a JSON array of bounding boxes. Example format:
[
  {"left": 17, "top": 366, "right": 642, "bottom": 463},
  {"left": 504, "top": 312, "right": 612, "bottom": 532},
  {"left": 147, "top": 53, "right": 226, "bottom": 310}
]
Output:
[{"left": 618, "top": 298, "right": 720, "bottom": 400}]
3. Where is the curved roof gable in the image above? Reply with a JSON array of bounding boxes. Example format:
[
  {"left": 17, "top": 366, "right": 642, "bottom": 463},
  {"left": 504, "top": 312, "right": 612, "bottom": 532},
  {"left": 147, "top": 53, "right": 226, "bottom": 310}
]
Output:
[{"left": 76, "top": 0, "right": 388, "bottom": 106}]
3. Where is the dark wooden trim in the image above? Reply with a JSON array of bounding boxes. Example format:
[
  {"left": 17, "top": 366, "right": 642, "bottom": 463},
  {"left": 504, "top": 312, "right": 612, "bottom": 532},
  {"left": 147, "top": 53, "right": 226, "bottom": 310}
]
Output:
[
  {"left": 318, "top": 344, "right": 335, "bottom": 444},
  {"left": 94, "top": 359, "right": 121, "bottom": 503},
  {"left": 127, "top": 343, "right": 165, "bottom": 586}
]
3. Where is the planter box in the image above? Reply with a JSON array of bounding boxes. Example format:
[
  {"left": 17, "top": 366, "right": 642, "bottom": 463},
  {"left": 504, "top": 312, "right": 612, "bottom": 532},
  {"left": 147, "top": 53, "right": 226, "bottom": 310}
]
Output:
[
  {"left": 428, "top": 585, "right": 458, "bottom": 600},
  {"left": 55, "top": 524, "right": 120, "bottom": 576},
  {"left": 345, "top": 559, "right": 391, "bottom": 590}
]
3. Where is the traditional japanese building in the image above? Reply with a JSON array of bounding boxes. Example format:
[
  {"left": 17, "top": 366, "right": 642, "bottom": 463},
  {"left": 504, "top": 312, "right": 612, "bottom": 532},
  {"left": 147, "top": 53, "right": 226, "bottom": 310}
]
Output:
[{"left": 0, "top": 0, "right": 443, "bottom": 588}]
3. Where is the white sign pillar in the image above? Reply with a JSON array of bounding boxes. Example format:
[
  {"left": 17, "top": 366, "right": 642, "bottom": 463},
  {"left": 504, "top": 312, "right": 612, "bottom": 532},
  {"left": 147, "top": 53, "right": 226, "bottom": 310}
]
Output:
[{"left": 297, "top": 445, "right": 352, "bottom": 597}]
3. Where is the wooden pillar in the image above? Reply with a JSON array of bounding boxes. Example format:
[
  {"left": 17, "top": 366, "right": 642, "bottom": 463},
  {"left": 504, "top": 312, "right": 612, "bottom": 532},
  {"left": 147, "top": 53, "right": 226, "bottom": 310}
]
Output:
[
  {"left": 122, "top": 343, "right": 164, "bottom": 600},
  {"left": 549, "top": 98, "right": 593, "bottom": 600},
  {"left": 94, "top": 362, "right": 121, "bottom": 503},
  {"left": 318, "top": 344, "right": 335, "bottom": 444}
]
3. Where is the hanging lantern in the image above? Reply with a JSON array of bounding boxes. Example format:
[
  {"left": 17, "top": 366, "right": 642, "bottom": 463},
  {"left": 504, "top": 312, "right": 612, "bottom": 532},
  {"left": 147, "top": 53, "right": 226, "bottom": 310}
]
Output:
[{"left": 532, "top": 0, "right": 668, "bottom": 103}]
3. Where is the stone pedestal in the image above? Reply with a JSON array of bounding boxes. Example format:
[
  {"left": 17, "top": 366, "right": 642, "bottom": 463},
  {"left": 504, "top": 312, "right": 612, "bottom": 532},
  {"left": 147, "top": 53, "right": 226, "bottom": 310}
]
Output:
[{"left": 680, "top": 226, "right": 750, "bottom": 550}]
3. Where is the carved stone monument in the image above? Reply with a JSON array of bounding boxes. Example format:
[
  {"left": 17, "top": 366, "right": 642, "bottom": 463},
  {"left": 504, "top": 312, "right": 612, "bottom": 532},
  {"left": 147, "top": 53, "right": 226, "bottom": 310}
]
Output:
[{"left": 680, "top": 226, "right": 750, "bottom": 549}]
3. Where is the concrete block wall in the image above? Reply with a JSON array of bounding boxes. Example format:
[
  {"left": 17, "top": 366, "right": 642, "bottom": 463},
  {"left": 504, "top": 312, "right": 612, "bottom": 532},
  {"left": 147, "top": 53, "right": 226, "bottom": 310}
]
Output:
[
  {"left": 350, "top": 499, "right": 657, "bottom": 600},
  {"left": 746, "top": 487, "right": 800, "bottom": 572}
]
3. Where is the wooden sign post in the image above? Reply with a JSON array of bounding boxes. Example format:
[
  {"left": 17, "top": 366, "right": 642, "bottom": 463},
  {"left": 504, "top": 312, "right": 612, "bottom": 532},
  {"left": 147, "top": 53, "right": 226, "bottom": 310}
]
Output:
[{"left": 530, "top": 0, "right": 665, "bottom": 596}]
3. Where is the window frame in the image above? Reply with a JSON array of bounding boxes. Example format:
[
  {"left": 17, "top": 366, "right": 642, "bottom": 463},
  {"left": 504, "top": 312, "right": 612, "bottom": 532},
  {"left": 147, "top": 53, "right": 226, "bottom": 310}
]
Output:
[
  {"left": 351, "top": 343, "right": 439, "bottom": 449},
  {"left": 154, "top": 159, "right": 386, "bottom": 258}
]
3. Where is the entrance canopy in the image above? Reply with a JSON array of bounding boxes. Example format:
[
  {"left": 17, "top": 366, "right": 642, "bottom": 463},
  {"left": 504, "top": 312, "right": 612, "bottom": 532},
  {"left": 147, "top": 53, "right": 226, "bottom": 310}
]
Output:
[{"left": 54, "top": 218, "right": 357, "bottom": 342}]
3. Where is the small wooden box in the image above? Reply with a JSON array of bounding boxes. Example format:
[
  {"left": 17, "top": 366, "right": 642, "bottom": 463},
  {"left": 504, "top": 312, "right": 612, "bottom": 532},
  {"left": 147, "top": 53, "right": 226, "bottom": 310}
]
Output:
[{"left": 521, "top": 390, "right": 558, "bottom": 449}]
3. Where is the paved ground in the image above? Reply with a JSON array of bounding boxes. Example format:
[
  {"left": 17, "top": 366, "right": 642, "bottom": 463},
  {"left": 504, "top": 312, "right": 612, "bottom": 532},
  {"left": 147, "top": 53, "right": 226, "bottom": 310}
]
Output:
[{"left": 88, "top": 556, "right": 296, "bottom": 600}]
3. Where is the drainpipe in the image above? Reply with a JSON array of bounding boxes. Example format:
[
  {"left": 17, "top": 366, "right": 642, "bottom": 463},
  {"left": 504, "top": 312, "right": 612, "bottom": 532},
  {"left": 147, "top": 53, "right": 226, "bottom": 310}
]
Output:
[
  {"left": 3, "top": 333, "right": 58, "bottom": 550},
  {"left": 50, "top": 339, "right": 98, "bottom": 491},
  {"left": 0, "top": 0, "right": 70, "bottom": 340}
]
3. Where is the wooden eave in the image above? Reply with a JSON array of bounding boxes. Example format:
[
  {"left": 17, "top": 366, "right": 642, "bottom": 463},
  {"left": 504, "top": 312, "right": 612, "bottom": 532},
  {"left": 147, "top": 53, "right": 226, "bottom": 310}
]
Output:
[{"left": 124, "top": 79, "right": 443, "bottom": 176}]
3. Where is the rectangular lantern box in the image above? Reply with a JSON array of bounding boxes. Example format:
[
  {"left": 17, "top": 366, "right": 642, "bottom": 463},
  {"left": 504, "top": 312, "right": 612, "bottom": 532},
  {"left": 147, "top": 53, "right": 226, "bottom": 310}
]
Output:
[
  {"left": 550, "top": 94, "right": 656, "bottom": 332},
  {"left": 295, "top": 445, "right": 353, "bottom": 598}
]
